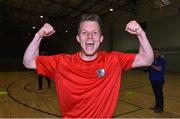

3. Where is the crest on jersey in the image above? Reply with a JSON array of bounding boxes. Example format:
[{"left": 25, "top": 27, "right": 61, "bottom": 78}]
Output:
[{"left": 96, "top": 68, "right": 105, "bottom": 78}]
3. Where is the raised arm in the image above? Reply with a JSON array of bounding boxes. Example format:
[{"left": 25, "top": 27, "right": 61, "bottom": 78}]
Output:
[
  {"left": 125, "top": 20, "right": 154, "bottom": 68},
  {"left": 23, "top": 23, "right": 55, "bottom": 69}
]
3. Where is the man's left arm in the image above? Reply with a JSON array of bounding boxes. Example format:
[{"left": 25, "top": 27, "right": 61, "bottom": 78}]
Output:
[{"left": 125, "top": 20, "right": 154, "bottom": 68}]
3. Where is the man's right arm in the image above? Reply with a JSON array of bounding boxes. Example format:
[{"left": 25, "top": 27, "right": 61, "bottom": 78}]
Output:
[
  {"left": 23, "top": 23, "right": 55, "bottom": 69},
  {"left": 23, "top": 34, "right": 42, "bottom": 69}
]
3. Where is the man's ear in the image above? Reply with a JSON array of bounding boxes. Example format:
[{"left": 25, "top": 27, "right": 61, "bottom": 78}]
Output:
[
  {"left": 100, "top": 35, "right": 104, "bottom": 43},
  {"left": 76, "top": 35, "right": 80, "bottom": 43}
]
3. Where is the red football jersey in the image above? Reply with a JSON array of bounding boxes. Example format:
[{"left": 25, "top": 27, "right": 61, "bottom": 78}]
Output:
[{"left": 36, "top": 51, "right": 135, "bottom": 118}]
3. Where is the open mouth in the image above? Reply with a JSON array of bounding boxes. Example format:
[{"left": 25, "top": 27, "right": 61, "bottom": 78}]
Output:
[{"left": 86, "top": 41, "right": 94, "bottom": 49}]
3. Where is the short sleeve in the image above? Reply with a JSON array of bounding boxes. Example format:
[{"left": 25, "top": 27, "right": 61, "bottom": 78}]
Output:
[
  {"left": 113, "top": 52, "right": 136, "bottom": 71},
  {"left": 36, "top": 55, "right": 60, "bottom": 80}
]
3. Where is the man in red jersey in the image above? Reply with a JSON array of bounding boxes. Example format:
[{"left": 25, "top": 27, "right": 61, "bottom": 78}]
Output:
[{"left": 23, "top": 14, "right": 153, "bottom": 118}]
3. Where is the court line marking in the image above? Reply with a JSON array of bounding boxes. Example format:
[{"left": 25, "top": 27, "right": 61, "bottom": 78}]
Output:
[{"left": 7, "top": 78, "right": 61, "bottom": 117}]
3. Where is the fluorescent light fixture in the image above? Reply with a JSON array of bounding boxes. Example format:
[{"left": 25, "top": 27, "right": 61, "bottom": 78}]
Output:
[
  {"left": 148, "top": 0, "right": 171, "bottom": 8},
  {"left": 162, "top": 0, "right": 171, "bottom": 5},
  {"left": 153, "top": 0, "right": 171, "bottom": 8}
]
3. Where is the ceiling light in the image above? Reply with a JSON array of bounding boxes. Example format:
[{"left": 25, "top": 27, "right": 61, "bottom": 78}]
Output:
[
  {"left": 149, "top": 0, "right": 171, "bottom": 8},
  {"left": 109, "top": 8, "right": 114, "bottom": 12},
  {"left": 40, "top": 15, "right": 43, "bottom": 18}
]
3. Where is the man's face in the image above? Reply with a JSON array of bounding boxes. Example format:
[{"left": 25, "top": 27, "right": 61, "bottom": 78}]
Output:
[{"left": 76, "top": 21, "right": 103, "bottom": 58}]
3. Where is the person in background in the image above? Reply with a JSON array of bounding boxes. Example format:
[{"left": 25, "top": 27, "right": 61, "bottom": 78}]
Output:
[
  {"left": 149, "top": 48, "right": 166, "bottom": 113},
  {"left": 38, "top": 51, "right": 51, "bottom": 90},
  {"left": 23, "top": 13, "right": 153, "bottom": 118}
]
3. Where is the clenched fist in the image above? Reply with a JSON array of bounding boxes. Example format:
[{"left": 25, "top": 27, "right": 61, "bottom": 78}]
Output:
[
  {"left": 125, "top": 20, "right": 144, "bottom": 35},
  {"left": 36, "top": 23, "right": 55, "bottom": 38}
]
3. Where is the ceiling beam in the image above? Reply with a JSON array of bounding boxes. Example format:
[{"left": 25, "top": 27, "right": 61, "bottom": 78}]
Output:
[{"left": 0, "top": 2, "right": 52, "bottom": 18}]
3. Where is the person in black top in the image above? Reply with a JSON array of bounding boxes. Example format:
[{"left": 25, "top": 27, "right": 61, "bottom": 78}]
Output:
[{"left": 38, "top": 51, "right": 51, "bottom": 90}]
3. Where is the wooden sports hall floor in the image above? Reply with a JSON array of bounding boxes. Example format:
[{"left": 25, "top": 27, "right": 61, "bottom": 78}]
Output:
[{"left": 0, "top": 69, "right": 180, "bottom": 118}]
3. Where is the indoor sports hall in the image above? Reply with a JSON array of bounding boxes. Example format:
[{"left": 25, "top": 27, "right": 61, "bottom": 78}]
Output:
[{"left": 0, "top": 0, "right": 180, "bottom": 118}]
